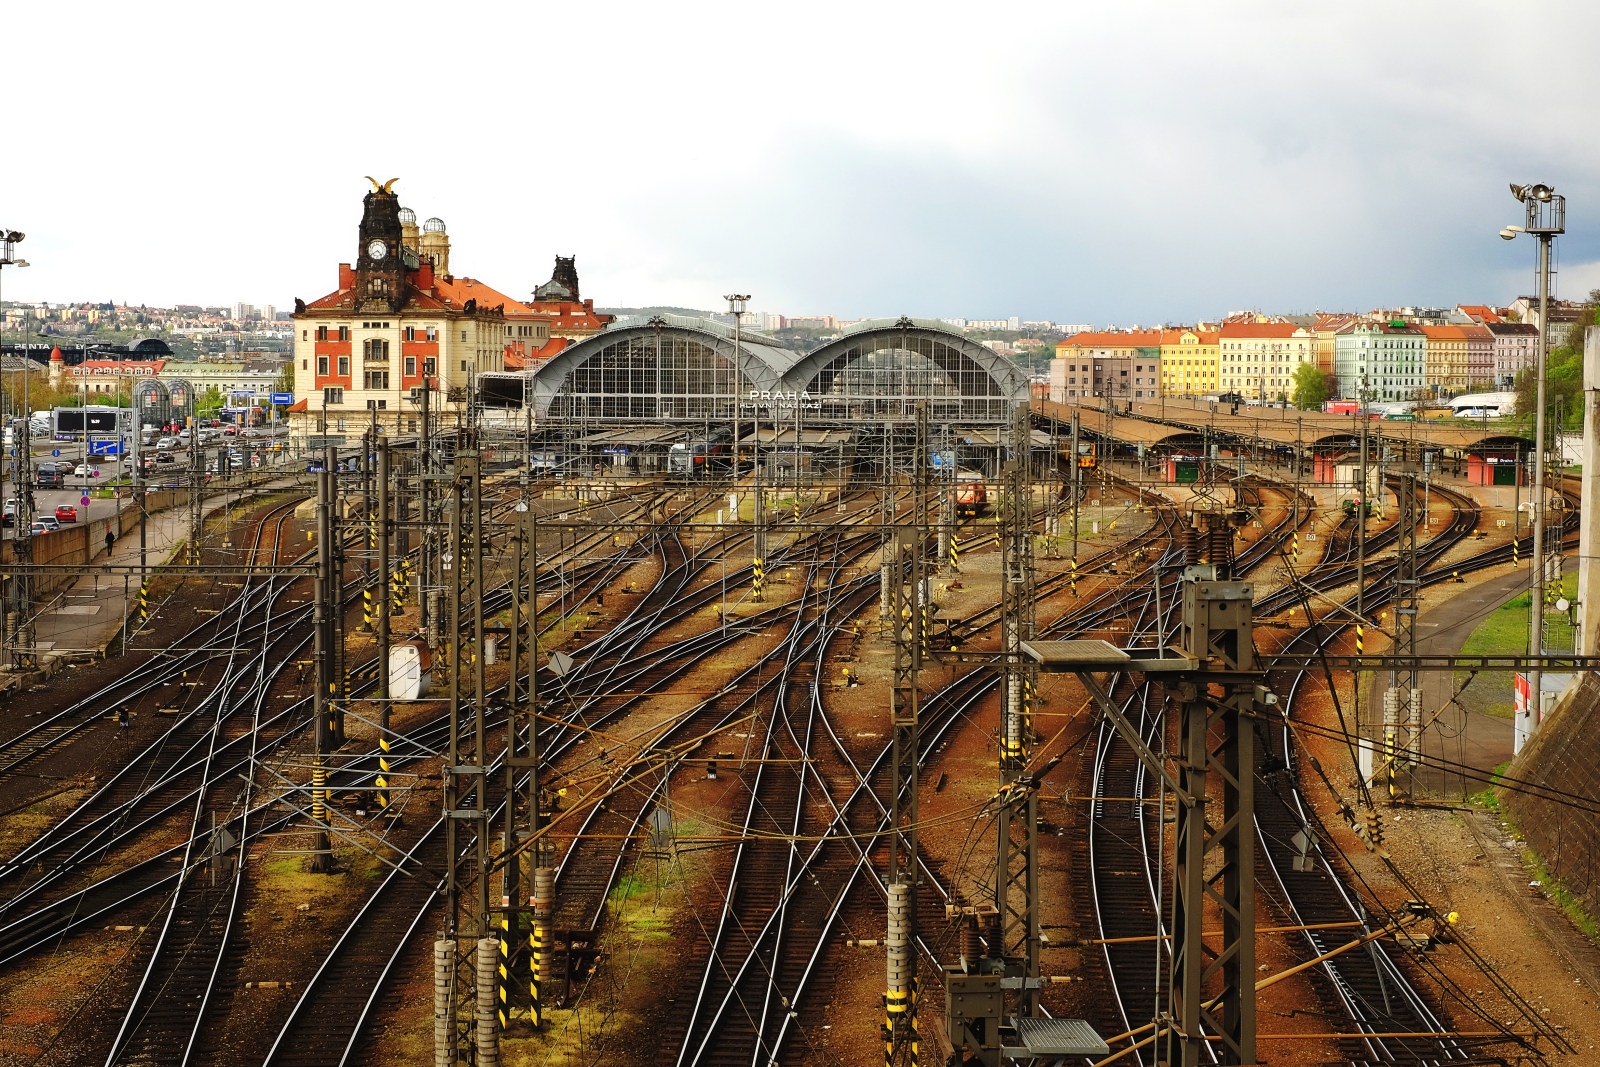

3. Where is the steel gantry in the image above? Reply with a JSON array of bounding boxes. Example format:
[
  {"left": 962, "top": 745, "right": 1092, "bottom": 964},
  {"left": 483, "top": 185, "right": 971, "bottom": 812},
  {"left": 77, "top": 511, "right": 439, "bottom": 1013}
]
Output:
[
  {"left": 1024, "top": 521, "right": 1266, "bottom": 1067},
  {"left": 1383, "top": 449, "right": 1422, "bottom": 799},
  {"left": 996, "top": 402, "right": 1040, "bottom": 1003},
  {"left": 436, "top": 445, "right": 500, "bottom": 1067},
  {"left": 884, "top": 403, "right": 929, "bottom": 1067}
]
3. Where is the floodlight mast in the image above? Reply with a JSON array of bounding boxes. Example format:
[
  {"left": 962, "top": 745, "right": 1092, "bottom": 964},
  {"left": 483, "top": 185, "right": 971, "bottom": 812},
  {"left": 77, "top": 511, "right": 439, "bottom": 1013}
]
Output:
[
  {"left": 0, "top": 229, "right": 31, "bottom": 669},
  {"left": 1505, "top": 181, "right": 1565, "bottom": 737}
]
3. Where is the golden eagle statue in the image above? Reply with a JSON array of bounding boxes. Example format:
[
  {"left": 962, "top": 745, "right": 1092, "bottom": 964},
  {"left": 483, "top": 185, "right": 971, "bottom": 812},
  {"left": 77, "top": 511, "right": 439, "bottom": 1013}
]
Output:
[{"left": 364, "top": 176, "right": 399, "bottom": 194}]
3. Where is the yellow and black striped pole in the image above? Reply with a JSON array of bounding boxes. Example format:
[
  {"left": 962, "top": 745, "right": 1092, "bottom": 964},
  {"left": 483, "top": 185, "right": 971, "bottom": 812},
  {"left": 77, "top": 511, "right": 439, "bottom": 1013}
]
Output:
[
  {"left": 530, "top": 866, "right": 552, "bottom": 1029},
  {"left": 1023, "top": 675, "right": 1035, "bottom": 741},
  {"left": 752, "top": 556, "right": 764, "bottom": 604},
  {"left": 1070, "top": 555, "right": 1079, "bottom": 597},
  {"left": 137, "top": 582, "right": 149, "bottom": 625},
  {"left": 376, "top": 733, "right": 391, "bottom": 813},
  {"left": 311, "top": 756, "right": 327, "bottom": 825},
  {"left": 949, "top": 532, "right": 960, "bottom": 575},
  {"left": 909, "top": 977, "right": 920, "bottom": 1066},
  {"left": 362, "top": 584, "right": 373, "bottom": 632},
  {"left": 498, "top": 912, "right": 511, "bottom": 1030}
]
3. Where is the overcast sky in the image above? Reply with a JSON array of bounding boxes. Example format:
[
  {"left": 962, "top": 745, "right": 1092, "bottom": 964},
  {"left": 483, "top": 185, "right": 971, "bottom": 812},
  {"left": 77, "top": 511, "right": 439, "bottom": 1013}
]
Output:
[{"left": 4, "top": 1, "right": 1597, "bottom": 325}]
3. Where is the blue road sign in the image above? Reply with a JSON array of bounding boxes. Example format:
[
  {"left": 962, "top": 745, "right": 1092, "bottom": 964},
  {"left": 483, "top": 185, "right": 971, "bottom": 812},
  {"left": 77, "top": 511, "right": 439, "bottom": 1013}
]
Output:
[
  {"left": 271, "top": 392, "right": 294, "bottom": 406},
  {"left": 89, "top": 439, "right": 121, "bottom": 456},
  {"left": 50, "top": 449, "right": 60, "bottom": 457},
  {"left": 80, "top": 495, "right": 90, "bottom": 507}
]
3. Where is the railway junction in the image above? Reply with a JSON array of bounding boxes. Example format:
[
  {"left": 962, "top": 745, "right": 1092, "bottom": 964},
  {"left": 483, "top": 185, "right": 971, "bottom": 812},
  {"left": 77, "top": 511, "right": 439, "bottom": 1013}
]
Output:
[{"left": 0, "top": 317, "right": 1599, "bottom": 1067}]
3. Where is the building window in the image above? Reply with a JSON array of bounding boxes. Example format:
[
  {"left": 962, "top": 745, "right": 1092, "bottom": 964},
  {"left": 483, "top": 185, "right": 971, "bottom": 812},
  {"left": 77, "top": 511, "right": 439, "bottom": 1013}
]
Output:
[
  {"left": 338, "top": 326, "right": 349, "bottom": 341},
  {"left": 317, "top": 355, "right": 329, "bottom": 376},
  {"left": 408, "top": 418, "right": 417, "bottom": 432},
  {"left": 323, "top": 386, "right": 344, "bottom": 404},
  {"left": 317, "top": 326, "right": 328, "bottom": 341},
  {"left": 461, "top": 360, "right": 469, "bottom": 371},
  {"left": 461, "top": 330, "right": 467, "bottom": 342},
  {"left": 364, "top": 370, "right": 390, "bottom": 390},
  {"left": 337, "top": 356, "right": 350, "bottom": 377},
  {"left": 423, "top": 357, "right": 437, "bottom": 376},
  {"left": 363, "top": 338, "right": 390, "bottom": 363},
  {"left": 405, "top": 327, "right": 415, "bottom": 342},
  {"left": 426, "top": 327, "right": 438, "bottom": 342},
  {"left": 404, "top": 356, "right": 417, "bottom": 377},
  {"left": 302, "top": 330, "right": 308, "bottom": 341},
  {"left": 302, "top": 359, "right": 308, "bottom": 371}
]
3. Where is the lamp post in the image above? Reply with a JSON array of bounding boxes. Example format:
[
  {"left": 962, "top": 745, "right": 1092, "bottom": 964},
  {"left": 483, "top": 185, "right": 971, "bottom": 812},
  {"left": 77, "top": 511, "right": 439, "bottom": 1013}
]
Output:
[
  {"left": 1, "top": 229, "right": 31, "bottom": 669},
  {"left": 724, "top": 294, "right": 748, "bottom": 488},
  {"left": 1502, "top": 182, "right": 1565, "bottom": 734}
]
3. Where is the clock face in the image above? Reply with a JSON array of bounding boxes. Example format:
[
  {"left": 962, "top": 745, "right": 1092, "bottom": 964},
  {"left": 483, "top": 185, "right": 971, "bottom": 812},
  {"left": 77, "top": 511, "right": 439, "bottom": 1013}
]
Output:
[{"left": 367, "top": 239, "right": 388, "bottom": 261}]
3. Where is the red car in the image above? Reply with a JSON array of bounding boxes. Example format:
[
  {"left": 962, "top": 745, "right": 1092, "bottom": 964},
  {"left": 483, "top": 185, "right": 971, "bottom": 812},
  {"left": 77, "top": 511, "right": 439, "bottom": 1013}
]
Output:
[{"left": 54, "top": 504, "right": 78, "bottom": 523}]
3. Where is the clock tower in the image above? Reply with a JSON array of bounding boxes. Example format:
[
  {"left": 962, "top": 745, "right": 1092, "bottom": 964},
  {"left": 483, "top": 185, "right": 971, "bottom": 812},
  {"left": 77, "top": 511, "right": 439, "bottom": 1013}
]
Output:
[{"left": 356, "top": 177, "right": 405, "bottom": 313}]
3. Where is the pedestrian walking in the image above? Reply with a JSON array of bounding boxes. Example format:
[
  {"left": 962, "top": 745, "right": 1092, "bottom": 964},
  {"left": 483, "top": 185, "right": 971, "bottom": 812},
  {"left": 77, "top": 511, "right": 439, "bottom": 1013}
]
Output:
[{"left": 105, "top": 529, "right": 116, "bottom": 555}]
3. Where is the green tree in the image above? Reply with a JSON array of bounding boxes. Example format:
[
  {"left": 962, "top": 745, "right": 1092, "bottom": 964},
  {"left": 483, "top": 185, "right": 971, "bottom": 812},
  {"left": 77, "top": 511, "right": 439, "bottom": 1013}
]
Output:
[
  {"left": 1291, "top": 363, "right": 1330, "bottom": 410},
  {"left": 196, "top": 384, "right": 226, "bottom": 416},
  {"left": 275, "top": 359, "right": 294, "bottom": 395}
]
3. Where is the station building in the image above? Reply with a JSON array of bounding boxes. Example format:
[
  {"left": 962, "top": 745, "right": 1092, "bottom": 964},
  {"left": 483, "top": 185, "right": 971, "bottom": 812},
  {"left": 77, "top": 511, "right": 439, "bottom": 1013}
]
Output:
[
  {"left": 287, "top": 181, "right": 613, "bottom": 444},
  {"left": 479, "top": 313, "right": 1034, "bottom": 477}
]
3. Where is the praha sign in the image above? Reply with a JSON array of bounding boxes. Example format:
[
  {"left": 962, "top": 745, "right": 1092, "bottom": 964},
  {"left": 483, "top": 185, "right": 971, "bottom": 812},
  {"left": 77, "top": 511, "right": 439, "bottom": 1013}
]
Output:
[{"left": 744, "top": 389, "right": 820, "bottom": 413}]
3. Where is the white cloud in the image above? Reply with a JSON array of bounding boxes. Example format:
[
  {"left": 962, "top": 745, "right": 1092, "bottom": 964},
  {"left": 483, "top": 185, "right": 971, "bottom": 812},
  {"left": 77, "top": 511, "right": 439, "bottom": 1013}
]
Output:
[{"left": 2, "top": 0, "right": 1597, "bottom": 324}]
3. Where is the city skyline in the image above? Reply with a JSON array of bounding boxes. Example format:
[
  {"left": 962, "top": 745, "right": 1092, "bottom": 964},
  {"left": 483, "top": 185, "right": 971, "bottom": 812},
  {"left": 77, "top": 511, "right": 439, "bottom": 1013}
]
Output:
[{"left": 2, "top": 3, "right": 1597, "bottom": 321}]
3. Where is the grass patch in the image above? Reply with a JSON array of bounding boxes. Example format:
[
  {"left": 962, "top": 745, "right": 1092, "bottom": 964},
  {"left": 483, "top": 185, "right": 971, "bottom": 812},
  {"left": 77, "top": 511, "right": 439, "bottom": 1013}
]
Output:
[
  {"left": 1469, "top": 761, "right": 1509, "bottom": 809},
  {"left": 1455, "top": 575, "right": 1578, "bottom": 720},
  {"left": 1525, "top": 850, "right": 1600, "bottom": 941}
]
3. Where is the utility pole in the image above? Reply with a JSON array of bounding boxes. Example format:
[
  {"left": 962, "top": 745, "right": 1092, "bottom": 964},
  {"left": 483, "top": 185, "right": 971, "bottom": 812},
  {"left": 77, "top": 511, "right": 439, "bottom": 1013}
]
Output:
[
  {"left": 884, "top": 402, "right": 928, "bottom": 1067},
  {"left": 508, "top": 502, "right": 553, "bottom": 1029},
  {"left": 310, "top": 445, "right": 339, "bottom": 873},
  {"left": 1502, "top": 182, "right": 1565, "bottom": 734},
  {"left": 419, "top": 379, "right": 435, "bottom": 646},
  {"left": 1355, "top": 400, "right": 1368, "bottom": 771},
  {"left": 376, "top": 435, "right": 393, "bottom": 816},
  {"left": 995, "top": 404, "right": 1039, "bottom": 1006},
  {"left": 1167, "top": 516, "right": 1257, "bottom": 1067},
  {"left": 438, "top": 443, "right": 497, "bottom": 1067},
  {"left": 188, "top": 414, "right": 202, "bottom": 566},
  {"left": 1, "top": 230, "right": 31, "bottom": 670},
  {"left": 1069, "top": 413, "right": 1081, "bottom": 596}
]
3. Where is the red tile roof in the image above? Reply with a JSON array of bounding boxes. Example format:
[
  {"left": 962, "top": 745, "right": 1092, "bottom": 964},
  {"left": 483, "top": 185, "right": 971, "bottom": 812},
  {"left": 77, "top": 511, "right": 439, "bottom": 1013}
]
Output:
[
  {"left": 1056, "top": 330, "right": 1163, "bottom": 349},
  {"left": 434, "top": 277, "right": 531, "bottom": 315}
]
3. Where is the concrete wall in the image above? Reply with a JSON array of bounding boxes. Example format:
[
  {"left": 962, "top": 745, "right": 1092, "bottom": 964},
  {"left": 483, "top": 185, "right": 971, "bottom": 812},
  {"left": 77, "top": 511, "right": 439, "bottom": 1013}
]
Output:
[
  {"left": 1, "top": 487, "right": 209, "bottom": 599},
  {"left": 1579, "top": 327, "right": 1600, "bottom": 656},
  {"left": 1504, "top": 672, "right": 1600, "bottom": 917}
]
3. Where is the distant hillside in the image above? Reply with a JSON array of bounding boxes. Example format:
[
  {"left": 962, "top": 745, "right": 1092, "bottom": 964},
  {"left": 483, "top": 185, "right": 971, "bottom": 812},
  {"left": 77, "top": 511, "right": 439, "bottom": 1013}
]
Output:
[{"left": 595, "top": 306, "right": 712, "bottom": 319}]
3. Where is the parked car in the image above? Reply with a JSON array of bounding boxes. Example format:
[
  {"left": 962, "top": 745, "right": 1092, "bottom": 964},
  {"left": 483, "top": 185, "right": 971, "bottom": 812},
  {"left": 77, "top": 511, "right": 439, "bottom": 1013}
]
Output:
[
  {"left": 2, "top": 499, "right": 17, "bottom": 527},
  {"left": 223, "top": 425, "right": 239, "bottom": 436},
  {"left": 54, "top": 504, "right": 78, "bottom": 523},
  {"left": 35, "top": 463, "right": 64, "bottom": 488}
]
